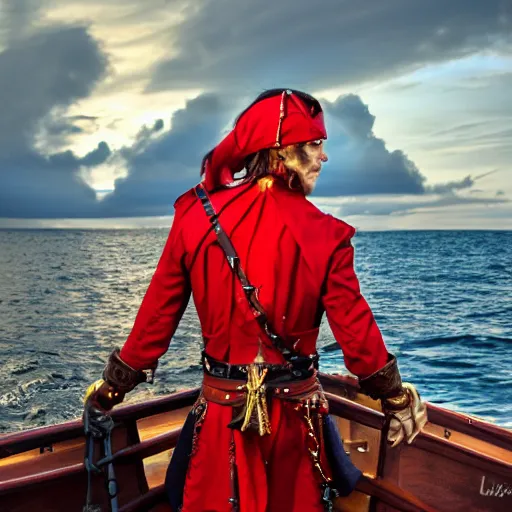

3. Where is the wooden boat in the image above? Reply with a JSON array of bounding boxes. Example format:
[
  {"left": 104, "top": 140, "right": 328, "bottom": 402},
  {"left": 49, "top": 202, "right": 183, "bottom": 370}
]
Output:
[{"left": 0, "top": 373, "right": 511, "bottom": 512}]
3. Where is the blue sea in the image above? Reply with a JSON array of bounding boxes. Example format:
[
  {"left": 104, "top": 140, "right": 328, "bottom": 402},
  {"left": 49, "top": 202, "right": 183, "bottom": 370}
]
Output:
[{"left": 0, "top": 229, "right": 511, "bottom": 433}]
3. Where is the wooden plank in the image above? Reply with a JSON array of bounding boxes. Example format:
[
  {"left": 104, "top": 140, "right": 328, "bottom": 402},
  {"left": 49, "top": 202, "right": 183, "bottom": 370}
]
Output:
[
  {"left": 384, "top": 442, "right": 512, "bottom": 512},
  {"left": 321, "top": 373, "right": 512, "bottom": 450},
  {"left": 326, "top": 392, "right": 386, "bottom": 430},
  {"left": 0, "top": 389, "right": 198, "bottom": 459}
]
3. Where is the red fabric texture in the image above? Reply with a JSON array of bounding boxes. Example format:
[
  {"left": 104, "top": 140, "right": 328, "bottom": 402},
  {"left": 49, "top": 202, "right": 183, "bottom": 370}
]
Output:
[
  {"left": 119, "top": 179, "right": 389, "bottom": 511},
  {"left": 120, "top": 180, "right": 388, "bottom": 375},
  {"left": 202, "top": 92, "right": 327, "bottom": 191},
  {"left": 182, "top": 400, "right": 325, "bottom": 512}
]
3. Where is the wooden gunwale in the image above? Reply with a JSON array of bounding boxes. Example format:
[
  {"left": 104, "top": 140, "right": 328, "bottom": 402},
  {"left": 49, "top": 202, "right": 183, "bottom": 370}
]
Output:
[
  {"left": 0, "top": 462, "right": 83, "bottom": 493},
  {"left": 2, "top": 402, "right": 508, "bottom": 495},
  {"left": 0, "top": 428, "right": 183, "bottom": 494},
  {"left": 0, "top": 420, "right": 84, "bottom": 460},
  {"left": 0, "top": 389, "right": 199, "bottom": 460},
  {"left": 2, "top": 376, "right": 510, "bottom": 457},
  {"left": 325, "top": 392, "right": 385, "bottom": 430},
  {"left": 321, "top": 374, "right": 512, "bottom": 450},
  {"left": 413, "top": 430, "right": 512, "bottom": 476},
  {"left": 425, "top": 403, "right": 512, "bottom": 451}
]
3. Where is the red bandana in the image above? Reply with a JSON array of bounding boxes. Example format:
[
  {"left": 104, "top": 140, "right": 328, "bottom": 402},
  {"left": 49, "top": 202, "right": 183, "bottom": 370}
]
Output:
[{"left": 202, "top": 90, "right": 327, "bottom": 191}]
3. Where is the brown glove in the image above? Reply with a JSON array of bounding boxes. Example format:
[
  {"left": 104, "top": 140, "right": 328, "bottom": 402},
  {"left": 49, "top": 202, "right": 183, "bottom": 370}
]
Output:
[
  {"left": 358, "top": 354, "right": 427, "bottom": 447},
  {"left": 83, "top": 349, "right": 156, "bottom": 438}
]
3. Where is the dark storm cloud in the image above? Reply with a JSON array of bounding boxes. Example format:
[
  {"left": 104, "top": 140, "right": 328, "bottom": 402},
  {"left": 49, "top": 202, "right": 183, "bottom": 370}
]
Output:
[
  {"left": 103, "top": 92, "right": 487, "bottom": 217},
  {"left": 48, "top": 141, "right": 112, "bottom": 169},
  {"left": 101, "top": 94, "right": 234, "bottom": 217},
  {"left": 35, "top": 114, "right": 101, "bottom": 153},
  {"left": 45, "top": 120, "right": 84, "bottom": 136},
  {"left": 0, "top": 155, "right": 99, "bottom": 218},
  {"left": 148, "top": 0, "right": 512, "bottom": 93},
  {"left": 0, "top": 26, "right": 107, "bottom": 154},
  {"left": 0, "top": 25, "right": 109, "bottom": 218},
  {"left": 314, "top": 94, "right": 473, "bottom": 197},
  {"left": 80, "top": 141, "right": 112, "bottom": 166},
  {"left": 426, "top": 176, "right": 474, "bottom": 195},
  {"left": 1, "top": 2, "right": 507, "bottom": 221}
]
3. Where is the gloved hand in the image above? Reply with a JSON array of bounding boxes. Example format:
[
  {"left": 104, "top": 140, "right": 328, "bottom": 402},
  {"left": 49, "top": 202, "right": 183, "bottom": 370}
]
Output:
[
  {"left": 83, "top": 379, "right": 125, "bottom": 439},
  {"left": 358, "top": 354, "right": 427, "bottom": 448},
  {"left": 383, "top": 382, "right": 428, "bottom": 447},
  {"left": 82, "top": 348, "right": 156, "bottom": 438}
]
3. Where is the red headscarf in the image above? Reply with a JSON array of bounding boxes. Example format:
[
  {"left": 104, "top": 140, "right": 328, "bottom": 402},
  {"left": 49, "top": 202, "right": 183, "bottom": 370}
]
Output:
[{"left": 202, "top": 90, "right": 327, "bottom": 191}]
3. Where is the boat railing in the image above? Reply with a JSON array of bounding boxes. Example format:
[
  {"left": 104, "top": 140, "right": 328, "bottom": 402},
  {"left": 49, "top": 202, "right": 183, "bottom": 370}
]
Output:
[{"left": 1, "top": 374, "right": 511, "bottom": 512}]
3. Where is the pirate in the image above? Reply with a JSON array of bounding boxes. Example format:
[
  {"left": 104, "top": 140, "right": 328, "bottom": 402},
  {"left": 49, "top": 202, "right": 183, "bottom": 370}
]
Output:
[{"left": 84, "top": 89, "right": 427, "bottom": 512}]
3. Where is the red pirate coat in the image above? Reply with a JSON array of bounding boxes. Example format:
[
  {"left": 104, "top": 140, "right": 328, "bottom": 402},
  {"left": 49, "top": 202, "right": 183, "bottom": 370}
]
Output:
[
  {"left": 119, "top": 178, "right": 389, "bottom": 511},
  {"left": 120, "top": 178, "right": 388, "bottom": 377}
]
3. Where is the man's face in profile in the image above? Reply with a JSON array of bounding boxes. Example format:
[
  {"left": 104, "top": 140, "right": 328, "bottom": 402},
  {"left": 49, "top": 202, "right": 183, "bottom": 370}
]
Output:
[{"left": 279, "top": 140, "right": 328, "bottom": 195}]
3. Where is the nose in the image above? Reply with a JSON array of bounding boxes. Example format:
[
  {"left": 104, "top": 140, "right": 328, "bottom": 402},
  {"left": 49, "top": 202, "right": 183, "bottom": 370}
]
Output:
[{"left": 321, "top": 151, "right": 328, "bottom": 163}]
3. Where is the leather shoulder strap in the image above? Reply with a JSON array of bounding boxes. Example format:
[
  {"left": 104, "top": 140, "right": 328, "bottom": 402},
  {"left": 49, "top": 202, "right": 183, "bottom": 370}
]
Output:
[{"left": 194, "top": 183, "right": 296, "bottom": 360}]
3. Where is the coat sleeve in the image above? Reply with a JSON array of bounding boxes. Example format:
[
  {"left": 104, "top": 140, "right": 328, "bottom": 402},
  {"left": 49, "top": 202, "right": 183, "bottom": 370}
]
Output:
[
  {"left": 120, "top": 207, "right": 191, "bottom": 370},
  {"left": 321, "top": 239, "right": 389, "bottom": 378}
]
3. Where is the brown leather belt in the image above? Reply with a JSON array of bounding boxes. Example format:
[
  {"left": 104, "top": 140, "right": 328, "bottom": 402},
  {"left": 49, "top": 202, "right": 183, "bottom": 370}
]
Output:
[{"left": 202, "top": 370, "right": 323, "bottom": 406}]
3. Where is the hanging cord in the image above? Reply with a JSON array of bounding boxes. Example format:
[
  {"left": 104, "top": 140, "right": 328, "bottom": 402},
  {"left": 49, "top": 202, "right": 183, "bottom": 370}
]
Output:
[
  {"left": 302, "top": 402, "right": 338, "bottom": 511},
  {"left": 228, "top": 432, "right": 240, "bottom": 511},
  {"left": 83, "top": 413, "right": 119, "bottom": 512},
  {"left": 104, "top": 431, "right": 119, "bottom": 511},
  {"left": 83, "top": 432, "right": 102, "bottom": 512}
]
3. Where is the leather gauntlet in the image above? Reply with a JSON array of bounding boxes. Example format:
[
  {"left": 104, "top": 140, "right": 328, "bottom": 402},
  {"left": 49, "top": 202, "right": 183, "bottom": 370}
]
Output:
[
  {"left": 103, "top": 348, "right": 155, "bottom": 393},
  {"left": 84, "top": 348, "right": 157, "bottom": 412},
  {"left": 358, "top": 354, "right": 406, "bottom": 402}
]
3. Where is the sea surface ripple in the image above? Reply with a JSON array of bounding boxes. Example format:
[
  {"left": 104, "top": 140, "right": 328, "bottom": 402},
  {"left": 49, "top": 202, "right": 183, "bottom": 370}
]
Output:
[{"left": 0, "top": 229, "right": 510, "bottom": 433}]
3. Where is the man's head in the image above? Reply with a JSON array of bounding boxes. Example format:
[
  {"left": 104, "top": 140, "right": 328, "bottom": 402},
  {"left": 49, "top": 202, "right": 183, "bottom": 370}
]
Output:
[{"left": 201, "top": 88, "right": 327, "bottom": 192}]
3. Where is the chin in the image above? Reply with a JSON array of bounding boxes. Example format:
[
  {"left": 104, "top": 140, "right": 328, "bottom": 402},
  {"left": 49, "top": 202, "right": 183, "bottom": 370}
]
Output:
[
  {"left": 296, "top": 172, "right": 319, "bottom": 196},
  {"left": 304, "top": 182, "right": 317, "bottom": 196}
]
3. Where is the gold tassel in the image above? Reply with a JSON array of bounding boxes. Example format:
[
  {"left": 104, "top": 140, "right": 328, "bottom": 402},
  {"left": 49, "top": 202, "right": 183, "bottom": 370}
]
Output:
[{"left": 240, "top": 364, "right": 271, "bottom": 436}]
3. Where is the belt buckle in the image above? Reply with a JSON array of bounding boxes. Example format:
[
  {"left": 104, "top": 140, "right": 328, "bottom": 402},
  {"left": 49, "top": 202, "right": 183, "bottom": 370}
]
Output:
[{"left": 211, "top": 366, "right": 226, "bottom": 378}]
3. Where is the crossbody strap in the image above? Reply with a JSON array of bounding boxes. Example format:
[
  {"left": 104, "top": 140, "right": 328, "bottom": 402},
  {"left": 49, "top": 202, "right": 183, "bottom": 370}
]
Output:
[{"left": 194, "top": 183, "right": 297, "bottom": 360}]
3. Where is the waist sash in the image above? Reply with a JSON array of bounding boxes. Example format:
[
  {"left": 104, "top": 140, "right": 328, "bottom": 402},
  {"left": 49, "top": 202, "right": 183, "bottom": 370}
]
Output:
[
  {"left": 201, "top": 352, "right": 326, "bottom": 435},
  {"left": 202, "top": 371, "right": 324, "bottom": 406}
]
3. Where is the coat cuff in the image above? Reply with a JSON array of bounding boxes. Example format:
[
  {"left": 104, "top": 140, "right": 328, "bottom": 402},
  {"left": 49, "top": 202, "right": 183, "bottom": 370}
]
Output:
[
  {"left": 358, "top": 353, "right": 403, "bottom": 400},
  {"left": 103, "top": 348, "right": 157, "bottom": 393}
]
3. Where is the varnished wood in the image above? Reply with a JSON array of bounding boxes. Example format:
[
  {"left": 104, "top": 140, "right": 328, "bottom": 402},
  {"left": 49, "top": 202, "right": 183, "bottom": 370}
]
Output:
[{"left": 1, "top": 374, "right": 511, "bottom": 512}]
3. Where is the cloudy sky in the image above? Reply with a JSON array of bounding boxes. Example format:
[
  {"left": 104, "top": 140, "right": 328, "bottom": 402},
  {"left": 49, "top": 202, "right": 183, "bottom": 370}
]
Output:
[{"left": 0, "top": 0, "right": 511, "bottom": 230}]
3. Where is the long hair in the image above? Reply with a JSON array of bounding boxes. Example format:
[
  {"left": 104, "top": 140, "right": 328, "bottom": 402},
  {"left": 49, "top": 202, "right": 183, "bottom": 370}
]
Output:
[{"left": 200, "top": 88, "right": 322, "bottom": 186}]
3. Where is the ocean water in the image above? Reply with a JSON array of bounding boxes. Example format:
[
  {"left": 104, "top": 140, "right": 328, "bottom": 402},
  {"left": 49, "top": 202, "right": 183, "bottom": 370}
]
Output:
[{"left": 0, "top": 229, "right": 510, "bottom": 433}]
